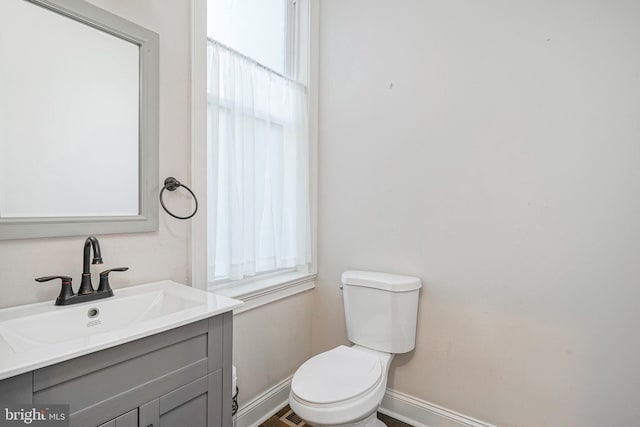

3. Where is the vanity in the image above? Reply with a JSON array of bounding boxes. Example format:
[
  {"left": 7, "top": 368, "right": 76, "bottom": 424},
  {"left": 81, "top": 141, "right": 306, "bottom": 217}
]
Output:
[{"left": 0, "top": 281, "right": 243, "bottom": 427}]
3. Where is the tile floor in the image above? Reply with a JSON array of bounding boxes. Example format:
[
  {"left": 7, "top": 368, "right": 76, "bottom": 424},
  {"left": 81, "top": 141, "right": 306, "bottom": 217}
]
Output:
[{"left": 259, "top": 405, "right": 413, "bottom": 427}]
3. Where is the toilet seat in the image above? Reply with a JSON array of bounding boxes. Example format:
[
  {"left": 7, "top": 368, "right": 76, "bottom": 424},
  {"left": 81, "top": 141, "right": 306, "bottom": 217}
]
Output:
[
  {"left": 291, "top": 345, "right": 383, "bottom": 405},
  {"left": 290, "top": 346, "right": 392, "bottom": 426}
]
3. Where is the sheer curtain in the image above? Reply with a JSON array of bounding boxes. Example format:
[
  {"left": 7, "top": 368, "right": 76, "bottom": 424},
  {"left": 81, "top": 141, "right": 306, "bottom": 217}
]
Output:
[{"left": 207, "top": 40, "right": 311, "bottom": 282}]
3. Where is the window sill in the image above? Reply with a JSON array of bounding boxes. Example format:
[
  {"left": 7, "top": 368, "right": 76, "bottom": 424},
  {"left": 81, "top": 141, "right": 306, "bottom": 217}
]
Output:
[{"left": 208, "top": 271, "right": 316, "bottom": 314}]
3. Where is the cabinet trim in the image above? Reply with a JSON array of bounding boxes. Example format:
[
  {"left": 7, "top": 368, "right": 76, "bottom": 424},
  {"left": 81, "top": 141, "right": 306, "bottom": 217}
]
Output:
[
  {"left": 34, "top": 320, "right": 209, "bottom": 392},
  {"left": 70, "top": 359, "right": 207, "bottom": 427},
  {"left": 159, "top": 375, "right": 208, "bottom": 414}
]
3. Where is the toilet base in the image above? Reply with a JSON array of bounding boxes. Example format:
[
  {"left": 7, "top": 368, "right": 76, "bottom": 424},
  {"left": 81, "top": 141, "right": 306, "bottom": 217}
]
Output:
[
  {"left": 306, "top": 411, "right": 384, "bottom": 427},
  {"left": 349, "top": 412, "right": 382, "bottom": 427},
  {"left": 345, "top": 411, "right": 385, "bottom": 427}
]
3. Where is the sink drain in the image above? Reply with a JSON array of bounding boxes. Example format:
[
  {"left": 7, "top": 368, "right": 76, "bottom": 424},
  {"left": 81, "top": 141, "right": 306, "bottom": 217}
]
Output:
[{"left": 87, "top": 308, "right": 100, "bottom": 318}]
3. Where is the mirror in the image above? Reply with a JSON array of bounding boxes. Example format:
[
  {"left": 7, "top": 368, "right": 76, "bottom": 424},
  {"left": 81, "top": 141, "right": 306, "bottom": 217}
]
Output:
[{"left": 0, "top": 0, "right": 159, "bottom": 240}]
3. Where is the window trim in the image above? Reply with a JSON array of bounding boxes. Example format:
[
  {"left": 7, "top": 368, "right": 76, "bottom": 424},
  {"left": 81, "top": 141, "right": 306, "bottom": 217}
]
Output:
[
  {"left": 190, "top": 0, "right": 209, "bottom": 291},
  {"left": 210, "top": 270, "right": 316, "bottom": 314},
  {"left": 285, "top": 0, "right": 298, "bottom": 79},
  {"left": 211, "top": 267, "right": 297, "bottom": 287}
]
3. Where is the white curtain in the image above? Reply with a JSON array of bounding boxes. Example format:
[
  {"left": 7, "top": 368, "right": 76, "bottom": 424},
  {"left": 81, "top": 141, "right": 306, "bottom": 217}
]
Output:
[{"left": 207, "top": 40, "right": 311, "bottom": 282}]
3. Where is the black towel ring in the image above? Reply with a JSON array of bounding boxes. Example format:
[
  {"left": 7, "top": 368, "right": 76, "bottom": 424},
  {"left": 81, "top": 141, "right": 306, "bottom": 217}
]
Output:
[{"left": 159, "top": 177, "right": 199, "bottom": 220}]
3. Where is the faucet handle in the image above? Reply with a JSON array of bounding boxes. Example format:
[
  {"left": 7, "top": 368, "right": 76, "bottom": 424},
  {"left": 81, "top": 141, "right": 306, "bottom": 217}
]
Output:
[
  {"left": 97, "top": 267, "right": 129, "bottom": 295},
  {"left": 35, "top": 275, "right": 72, "bottom": 284},
  {"left": 99, "top": 267, "right": 129, "bottom": 277},
  {"left": 35, "top": 276, "right": 75, "bottom": 305}
]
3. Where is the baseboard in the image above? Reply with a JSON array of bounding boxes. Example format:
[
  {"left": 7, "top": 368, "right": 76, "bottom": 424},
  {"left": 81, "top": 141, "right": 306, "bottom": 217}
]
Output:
[
  {"left": 236, "top": 376, "right": 292, "bottom": 427},
  {"left": 235, "top": 379, "right": 494, "bottom": 427},
  {"left": 380, "top": 389, "right": 495, "bottom": 427}
]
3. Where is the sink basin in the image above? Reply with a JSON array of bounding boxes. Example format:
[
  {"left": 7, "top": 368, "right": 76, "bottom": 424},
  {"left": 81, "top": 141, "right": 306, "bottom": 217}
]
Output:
[
  {"left": 1, "top": 287, "right": 200, "bottom": 351},
  {"left": 0, "top": 280, "right": 243, "bottom": 380}
]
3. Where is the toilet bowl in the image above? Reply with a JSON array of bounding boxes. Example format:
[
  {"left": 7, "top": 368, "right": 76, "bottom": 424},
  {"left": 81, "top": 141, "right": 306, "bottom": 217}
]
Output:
[
  {"left": 289, "top": 271, "right": 422, "bottom": 427},
  {"left": 289, "top": 345, "right": 393, "bottom": 427}
]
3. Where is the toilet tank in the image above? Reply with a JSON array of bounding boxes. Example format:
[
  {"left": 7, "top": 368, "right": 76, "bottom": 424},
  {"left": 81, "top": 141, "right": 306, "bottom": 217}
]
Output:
[{"left": 341, "top": 271, "right": 421, "bottom": 354}]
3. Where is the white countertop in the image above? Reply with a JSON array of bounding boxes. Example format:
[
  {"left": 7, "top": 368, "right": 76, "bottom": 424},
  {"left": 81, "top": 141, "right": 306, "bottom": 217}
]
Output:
[{"left": 0, "top": 280, "right": 243, "bottom": 380}]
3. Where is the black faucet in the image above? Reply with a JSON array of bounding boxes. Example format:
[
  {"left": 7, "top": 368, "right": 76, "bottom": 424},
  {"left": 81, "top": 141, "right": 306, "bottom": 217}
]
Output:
[
  {"left": 35, "top": 236, "right": 129, "bottom": 306},
  {"left": 78, "top": 236, "right": 103, "bottom": 295}
]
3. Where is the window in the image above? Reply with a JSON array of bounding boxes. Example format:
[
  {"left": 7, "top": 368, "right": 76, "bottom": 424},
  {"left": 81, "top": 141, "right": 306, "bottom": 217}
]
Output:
[
  {"left": 207, "top": 0, "right": 287, "bottom": 75},
  {"left": 206, "top": 0, "right": 311, "bottom": 285}
]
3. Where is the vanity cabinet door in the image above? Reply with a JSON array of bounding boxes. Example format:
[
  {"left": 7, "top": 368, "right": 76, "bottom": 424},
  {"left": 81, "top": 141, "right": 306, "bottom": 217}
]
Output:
[
  {"left": 115, "top": 409, "right": 138, "bottom": 427},
  {"left": 97, "top": 408, "right": 138, "bottom": 427},
  {"left": 138, "top": 399, "right": 159, "bottom": 427},
  {"left": 0, "top": 373, "right": 31, "bottom": 404},
  {"left": 139, "top": 371, "right": 223, "bottom": 427}
]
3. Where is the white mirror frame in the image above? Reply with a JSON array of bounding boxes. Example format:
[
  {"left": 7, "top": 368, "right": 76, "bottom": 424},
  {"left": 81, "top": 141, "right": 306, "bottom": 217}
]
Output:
[{"left": 0, "top": 0, "right": 159, "bottom": 240}]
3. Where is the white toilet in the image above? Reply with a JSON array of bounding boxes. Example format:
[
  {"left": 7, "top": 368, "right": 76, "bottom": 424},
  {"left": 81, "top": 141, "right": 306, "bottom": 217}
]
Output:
[{"left": 289, "top": 271, "right": 422, "bottom": 427}]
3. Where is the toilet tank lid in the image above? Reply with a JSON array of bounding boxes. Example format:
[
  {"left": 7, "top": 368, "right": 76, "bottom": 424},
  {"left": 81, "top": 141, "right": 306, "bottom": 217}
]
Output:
[{"left": 341, "top": 271, "right": 422, "bottom": 292}]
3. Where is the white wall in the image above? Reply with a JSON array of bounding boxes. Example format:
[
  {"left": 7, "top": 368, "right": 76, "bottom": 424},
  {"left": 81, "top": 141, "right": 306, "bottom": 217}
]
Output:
[
  {"left": 0, "top": 0, "right": 192, "bottom": 308},
  {"left": 315, "top": 1, "right": 640, "bottom": 426},
  {"left": 233, "top": 291, "right": 313, "bottom": 407}
]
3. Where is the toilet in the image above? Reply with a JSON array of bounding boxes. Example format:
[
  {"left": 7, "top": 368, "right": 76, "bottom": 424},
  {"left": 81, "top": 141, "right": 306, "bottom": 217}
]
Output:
[{"left": 289, "top": 271, "right": 422, "bottom": 427}]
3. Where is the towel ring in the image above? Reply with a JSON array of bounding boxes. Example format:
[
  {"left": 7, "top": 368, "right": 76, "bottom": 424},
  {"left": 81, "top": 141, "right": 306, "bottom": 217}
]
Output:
[{"left": 159, "top": 177, "right": 198, "bottom": 220}]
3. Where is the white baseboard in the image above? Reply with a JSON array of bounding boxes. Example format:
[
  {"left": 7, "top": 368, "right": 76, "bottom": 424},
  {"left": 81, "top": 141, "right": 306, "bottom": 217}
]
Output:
[
  {"left": 380, "top": 389, "right": 495, "bottom": 427},
  {"left": 236, "top": 376, "right": 292, "bottom": 427},
  {"left": 235, "top": 379, "right": 494, "bottom": 427}
]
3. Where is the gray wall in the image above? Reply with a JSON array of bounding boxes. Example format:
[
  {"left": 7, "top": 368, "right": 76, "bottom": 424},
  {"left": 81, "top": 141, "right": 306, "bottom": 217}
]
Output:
[
  {"left": 0, "top": 0, "right": 191, "bottom": 309},
  {"left": 314, "top": 1, "right": 640, "bottom": 426}
]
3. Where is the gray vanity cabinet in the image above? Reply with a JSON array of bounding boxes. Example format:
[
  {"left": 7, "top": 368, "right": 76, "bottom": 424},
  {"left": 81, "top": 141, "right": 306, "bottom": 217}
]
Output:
[
  {"left": 99, "top": 371, "right": 222, "bottom": 427},
  {"left": 0, "top": 312, "right": 233, "bottom": 427},
  {"left": 137, "top": 370, "right": 222, "bottom": 427},
  {"left": 98, "top": 409, "right": 138, "bottom": 427}
]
